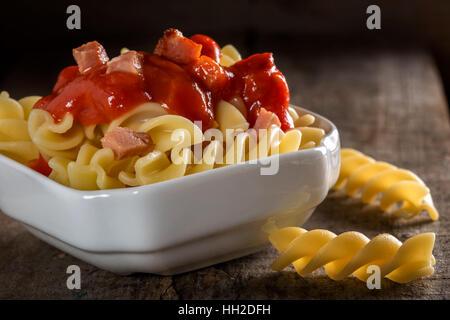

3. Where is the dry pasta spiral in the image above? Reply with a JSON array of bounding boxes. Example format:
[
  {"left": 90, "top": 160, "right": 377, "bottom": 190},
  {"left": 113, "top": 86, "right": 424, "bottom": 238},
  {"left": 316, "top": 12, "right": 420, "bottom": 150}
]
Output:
[
  {"left": 334, "top": 148, "right": 439, "bottom": 221},
  {"left": 270, "top": 227, "right": 435, "bottom": 283},
  {"left": 0, "top": 91, "right": 39, "bottom": 163}
]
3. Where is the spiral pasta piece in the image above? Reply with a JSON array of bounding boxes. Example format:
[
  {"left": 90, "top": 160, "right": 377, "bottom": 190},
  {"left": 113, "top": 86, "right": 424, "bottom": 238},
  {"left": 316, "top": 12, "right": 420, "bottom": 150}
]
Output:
[
  {"left": 288, "top": 106, "right": 315, "bottom": 127},
  {"left": 216, "top": 100, "right": 249, "bottom": 134},
  {"left": 28, "top": 109, "right": 85, "bottom": 160},
  {"left": 216, "top": 101, "right": 322, "bottom": 165},
  {"left": 104, "top": 102, "right": 168, "bottom": 133},
  {"left": 288, "top": 106, "right": 325, "bottom": 149},
  {"left": 118, "top": 149, "right": 188, "bottom": 186},
  {"left": 220, "top": 44, "right": 242, "bottom": 67},
  {"left": 18, "top": 96, "right": 41, "bottom": 119},
  {"left": 1, "top": 90, "right": 326, "bottom": 189},
  {"left": 0, "top": 92, "right": 39, "bottom": 163},
  {"left": 269, "top": 227, "right": 435, "bottom": 283},
  {"left": 49, "top": 143, "right": 136, "bottom": 190},
  {"left": 334, "top": 148, "right": 439, "bottom": 220},
  {"left": 187, "top": 140, "right": 222, "bottom": 175},
  {"left": 137, "top": 114, "right": 203, "bottom": 153},
  {"left": 116, "top": 114, "right": 204, "bottom": 185}
]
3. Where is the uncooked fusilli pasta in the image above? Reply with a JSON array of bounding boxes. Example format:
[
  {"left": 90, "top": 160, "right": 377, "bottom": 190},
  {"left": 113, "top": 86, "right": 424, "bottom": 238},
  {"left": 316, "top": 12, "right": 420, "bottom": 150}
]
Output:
[
  {"left": 269, "top": 227, "right": 435, "bottom": 283},
  {"left": 334, "top": 148, "right": 439, "bottom": 220}
]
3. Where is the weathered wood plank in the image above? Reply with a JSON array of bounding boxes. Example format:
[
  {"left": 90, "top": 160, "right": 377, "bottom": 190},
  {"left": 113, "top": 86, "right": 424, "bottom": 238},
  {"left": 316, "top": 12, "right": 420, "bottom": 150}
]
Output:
[{"left": 0, "top": 47, "right": 449, "bottom": 299}]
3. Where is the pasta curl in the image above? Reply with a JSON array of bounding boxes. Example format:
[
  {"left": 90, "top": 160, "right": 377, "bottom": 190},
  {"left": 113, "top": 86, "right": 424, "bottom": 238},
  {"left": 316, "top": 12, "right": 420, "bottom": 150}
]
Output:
[
  {"left": 334, "top": 148, "right": 439, "bottom": 221},
  {"left": 0, "top": 91, "right": 39, "bottom": 163},
  {"left": 117, "top": 114, "right": 205, "bottom": 185},
  {"left": 28, "top": 109, "right": 85, "bottom": 160},
  {"left": 216, "top": 101, "right": 323, "bottom": 165},
  {"left": 104, "top": 102, "right": 168, "bottom": 133},
  {"left": 187, "top": 140, "right": 223, "bottom": 175},
  {"left": 220, "top": 44, "right": 241, "bottom": 67},
  {"left": 222, "top": 126, "right": 301, "bottom": 164},
  {"left": 2, "top": 92, "right": 326, "bottom": 189},
  {"left": 270, "top": 227, "right": 435, "bottom": 283},
  {"left": 289, "top": 106, "right": 325, "bottom": 149},
  {"left": 137, "top": 114, "right": 203, "bottom": 153},
  {"left": 118, "top": 149, "right": 188, "bottom": 186},
  {"left": 49, "top": 143, "right": 136, "bottom": 190}
]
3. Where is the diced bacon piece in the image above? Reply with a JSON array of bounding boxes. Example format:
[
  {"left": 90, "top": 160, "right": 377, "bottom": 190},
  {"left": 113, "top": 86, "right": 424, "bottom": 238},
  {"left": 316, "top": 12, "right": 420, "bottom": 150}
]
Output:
[
  {"left": 154, "top": 28, "right": 202, "bottom": 65},
  {"left": 73, "top": 41, "right": 109, "bottom": 73},
  {"left": 106, "top": 51, "right": 143, "bottom": 76},
  {"left": 253, "top": 108, "right": 281, "bottom": 131},
  {"left": 101, "top": 127, "right": 153, "bottom": 160}
]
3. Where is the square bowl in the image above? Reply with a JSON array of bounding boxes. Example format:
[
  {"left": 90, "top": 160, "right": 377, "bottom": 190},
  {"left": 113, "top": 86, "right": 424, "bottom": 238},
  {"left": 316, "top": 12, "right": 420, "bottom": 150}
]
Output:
[{"left": 0, "top": 106, "right": 340, "bottom": 275}]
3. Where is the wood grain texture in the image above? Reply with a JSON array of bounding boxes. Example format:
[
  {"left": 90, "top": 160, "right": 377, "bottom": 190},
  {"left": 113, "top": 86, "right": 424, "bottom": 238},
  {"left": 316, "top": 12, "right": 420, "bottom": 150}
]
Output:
[{"left": 0, "top": 46, "right": 449, "bottom": 299}]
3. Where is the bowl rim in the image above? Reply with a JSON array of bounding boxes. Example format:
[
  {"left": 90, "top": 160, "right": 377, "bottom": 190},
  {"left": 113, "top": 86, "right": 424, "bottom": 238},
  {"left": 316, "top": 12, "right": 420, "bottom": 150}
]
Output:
[{"left": 0, "top": 105, "right": 338, "bottom": 195}]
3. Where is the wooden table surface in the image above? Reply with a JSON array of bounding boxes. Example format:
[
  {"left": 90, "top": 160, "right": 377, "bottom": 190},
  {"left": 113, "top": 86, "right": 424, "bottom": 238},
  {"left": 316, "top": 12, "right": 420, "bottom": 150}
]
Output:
[{"left": 0, "top": 45, "right": 449, "bottom": 299}]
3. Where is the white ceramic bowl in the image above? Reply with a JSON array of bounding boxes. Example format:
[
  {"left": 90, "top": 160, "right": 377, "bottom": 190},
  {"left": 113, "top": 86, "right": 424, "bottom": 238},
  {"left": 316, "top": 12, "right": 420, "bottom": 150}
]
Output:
[{"left": 0, "top": 106, "right": 340, "bottom": 275}]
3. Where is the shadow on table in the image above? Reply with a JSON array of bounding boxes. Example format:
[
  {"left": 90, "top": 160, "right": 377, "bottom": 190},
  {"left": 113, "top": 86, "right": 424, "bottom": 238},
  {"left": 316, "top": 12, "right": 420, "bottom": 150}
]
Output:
[
  {"left": 236, "top": 270, "right": 424, "bottom": 299},
  {"left": 307, "top": 191, "right": 435, "bottom": 233}
]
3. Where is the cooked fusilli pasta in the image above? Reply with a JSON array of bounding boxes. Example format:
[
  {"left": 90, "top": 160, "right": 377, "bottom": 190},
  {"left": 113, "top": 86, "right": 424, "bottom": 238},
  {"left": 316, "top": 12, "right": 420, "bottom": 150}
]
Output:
[
  {"left": 117, "top": 115, "right": 202, "bottom": 187},
  {"left": 28, "top": 109, "right": 85, "bottom": 160},
  {"left": 269, "top": 227, "right": 435, "bottom": 283},
  {"left": 334, "top": 148, "right": 439, "bottom": 221},
  {"left": 120, "top": 47, "right": 130, "bottom": 54},
  {"left": 289, "top": 106, "right": 325, "bottom": 149},
  {"left": 49, "top": 143, "right": 136, "bottom": 190},
  {"left": 0, "top": 91, "right": 39, "bottom": 163},
  {"left": 104, "top": 102, "right": 168, "bottom": 134},
  {"left": 1, "top": 88, "right": 325, "bottom": 190},
  {"left": 219, "top": 44, "right": 242, "bottom": 67},
  {"left": 216, "top": 101, "right": 324, "bottom": 165}
]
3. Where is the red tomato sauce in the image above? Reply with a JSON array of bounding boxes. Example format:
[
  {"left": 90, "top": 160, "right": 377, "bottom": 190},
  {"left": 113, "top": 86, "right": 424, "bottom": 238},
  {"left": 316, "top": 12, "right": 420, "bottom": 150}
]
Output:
[
  {"left": 189, "top": 34, "right": 222, "bottom": 63},
  {"left": 33, "top": 32, "right": 291, "bottom": 132},
  {"left": 27, "top": 154, "right": 52, "bottom": 177},
  {"left": 225, "top": 53, "right": 292, "bottom": 130}
]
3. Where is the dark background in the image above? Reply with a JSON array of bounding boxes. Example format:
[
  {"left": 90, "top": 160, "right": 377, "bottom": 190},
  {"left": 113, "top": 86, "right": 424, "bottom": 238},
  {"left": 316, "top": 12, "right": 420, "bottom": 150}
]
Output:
[{"left": 0, "top": 0, "right": 449, "bottom": 105}]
